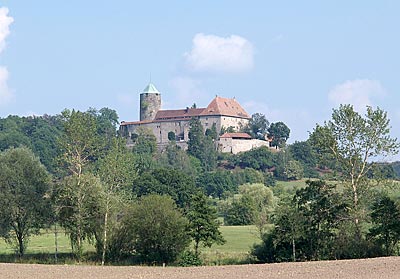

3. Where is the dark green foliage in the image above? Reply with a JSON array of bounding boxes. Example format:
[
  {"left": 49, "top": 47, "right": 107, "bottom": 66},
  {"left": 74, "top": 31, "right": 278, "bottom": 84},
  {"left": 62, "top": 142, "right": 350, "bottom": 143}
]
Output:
[
  {"left": 220, "top": 125, "right": 236, "bottom": 135},
  {"left": 115, "top": 195, "right": 190, "bottom": 264},
  {"left": 205, "top": 123, "right": 218, "bottom": 140},
  {"left": 293, "top": 180, "right": 348, "bottom": 259},
  {"left": 224, "top": 195, "right": 255, "bottom": 225},
  {"left": 131, "top": 128, "right": 157, "bottom": 174},
  {"left": 54, "top": 173, "right": 104, "bottom": 260},
  {"left": 186, "top": 193, "right": 225, "bottom": 256},
  {"left": 391, "top": 161, "right": 400, "bottom": 179},
  {"left": 251, "top": 232, "right": 276, "bottom": 263},
  {"left": 196, "top": 170, "right": 236, "bottom": 198},
  {"left": 133, "top": 167, "right": 196, "bottom": 208},
  {"left": 333, "top": 220, "right": 380, "bottom": 259},
  {"left": 243, "top": 113, "right": 269, "bottom": 140},
  {"left": 0, "top": 147, "right": 51, "bottom": 257},
  {"left": 0, "top": 115, "right": 63, "bottom": 174},
  {"left": 288, "top": 140, "right": 316, "bottom": 168},
  {"left": 196, "top": 169, "right": 266, "bottom": 198},
  {"left": 188, "top": 117, "right": 217, "bottom": 171},
  {"left": 188, "top": 117, "right": 205, "bottom": 158},
  {"left": 232, "top": 146, "right": 276, "bottom": 171},
  {"left": 268, "top": 122, "right": 290, "bottom": 148},
  {"left": 0, "top": 116, "right": 32, "bottom": 150},
  {"left": 132, "top": 127, "right": 157, "bottom": 156},
  {"left": 158, "top": 142, "right": 201, "bottom": 177},
  {"left": 167, "top": 131, "right": 176, "bottom": 141},
  {"left": 275, "top": 159, "right": 304, "bottom": 181},
  {"left": 252, "top": 180, "right": 349, "bottom": 262},
  {"left": 367, "top": 196, "right": 400, "bottom": 256},
  {"left": 177, "top": 250, "right": 203, "bottom": 266},
  {"left": 87, "top": 107, "right": 119, "bottom": 156},
  {"left": 367, "top": 163, "right": 396, "bottom": 180}
]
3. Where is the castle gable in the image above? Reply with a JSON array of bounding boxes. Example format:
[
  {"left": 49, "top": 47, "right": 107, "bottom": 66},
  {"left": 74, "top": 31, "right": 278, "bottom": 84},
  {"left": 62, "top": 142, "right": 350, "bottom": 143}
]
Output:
[{"left": 200, "top": 96, "right": 250, "bottom": 119}]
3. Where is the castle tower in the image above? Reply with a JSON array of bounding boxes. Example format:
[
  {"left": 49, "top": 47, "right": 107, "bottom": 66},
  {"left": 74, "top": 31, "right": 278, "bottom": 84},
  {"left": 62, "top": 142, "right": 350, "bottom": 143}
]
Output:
[{"left": 139, "top": 83, "right": 161, "bottom": 121}]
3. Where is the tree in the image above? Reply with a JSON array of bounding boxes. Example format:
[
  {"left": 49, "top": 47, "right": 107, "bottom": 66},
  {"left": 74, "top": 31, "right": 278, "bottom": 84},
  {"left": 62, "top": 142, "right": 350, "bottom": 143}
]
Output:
[
  {"left": 59, "top": 109, "right": 100, "bottom": 176},
  {"left": 368, "top": 196, "right": 400, "bottom": 256},
  {"left": 238, "top": 183, "right": 276, "bottom": 235},
  {"left": 0, "top": 147, "right": 51, "bottom": 257},
  {"left": 293, "top": 180, "right": 348, "bottom": 260},
  {"left": 96, "top": 138, "right": 137, "bottom": 265},
  {"left": 275, "top": 160, "right": 304, "bottom": 181},
  {"left": 233, "top": 146, "right": 276, "bottom": 171},
  {"left": 309, "top": 105, "right": 399, "bottom": 217},
  {"left": 196, "top": 170, "right": 235, "bottom": 198},
  {"left": 268, "top": 122, "right": 290, "bottom": 148},
  {"left": 56, "top": 109, "right": 104, "bottom": 260},
  {"left": 243, "top": 113, "right": 269, "bottom": 140},
  {"left": 132, "top": 127, "right": 157, "bottom": 173},
  {"left": 120, "top": 195, "right": 190, "bottom": 264},
  {"left": 186, "top": 193, "right": 225, "bottom": 256},
  {"left": 0, "top": 116, "right": 32, "bottom": 151},
  {"left": 205, "top": 123, "right": 218, "bottom": 140},
  {"left": 55, "top": 173, "right": 103, "bottom": 260},
  {"left": 0, "top": 115, "right": 63, "bottom": 175},
  {"left": 224, "top": 195, "right": 255, "bottom": 225},
  {"left": 167, "top": 131, "right": 176, "bottom": 141},
  {"left": 133, "top": 167, "right": 196, "bottom": 208},
  {"left": 253, "top": 180, "right": 348, "bottom": 263},
  {"left": 188, "top": 117, "right": 217, "bottom": 171},
  {"left": 289, "top": 140, "right": 316, "bottom": 167},
  {"left": 288, "top": 141, "right": 319, "bottom": 178},
  {"left": 158, "top": 141, "right": 201, "bottom": 177}
]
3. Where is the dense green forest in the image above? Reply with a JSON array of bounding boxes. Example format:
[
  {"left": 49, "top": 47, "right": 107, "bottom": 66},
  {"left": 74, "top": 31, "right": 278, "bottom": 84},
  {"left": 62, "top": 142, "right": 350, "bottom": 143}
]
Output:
[{"left": 0, "top": 104, "right": 400, "bottom": 265}]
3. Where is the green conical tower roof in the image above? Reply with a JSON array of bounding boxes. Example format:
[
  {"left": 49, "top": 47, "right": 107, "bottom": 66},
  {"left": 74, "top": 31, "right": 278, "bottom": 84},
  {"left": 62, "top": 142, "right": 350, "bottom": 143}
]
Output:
[{"left": 142, "top": 83, "right": 160, "bottom": 94}]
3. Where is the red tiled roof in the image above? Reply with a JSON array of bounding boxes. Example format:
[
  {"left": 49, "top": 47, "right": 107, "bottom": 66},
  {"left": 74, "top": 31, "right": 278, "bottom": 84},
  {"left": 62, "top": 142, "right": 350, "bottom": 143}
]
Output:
[
  {"left": 121, "top": 97, "right": 250, "bottom": 124},
  {"left": 220, "top": 133, "right": 252, "bottom": 139},
  {"left": 200, "top": 96, "right": 250, "bottom": 118},
  {"left": 154, "top": 108, "right": 205, "bottom": 120}
]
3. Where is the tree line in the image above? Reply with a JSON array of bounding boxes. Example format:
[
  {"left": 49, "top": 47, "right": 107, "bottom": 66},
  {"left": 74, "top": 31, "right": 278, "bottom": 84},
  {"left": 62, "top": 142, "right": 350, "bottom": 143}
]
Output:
[{"left": 1, "top": 104, "right": 400, "bottom": 265}]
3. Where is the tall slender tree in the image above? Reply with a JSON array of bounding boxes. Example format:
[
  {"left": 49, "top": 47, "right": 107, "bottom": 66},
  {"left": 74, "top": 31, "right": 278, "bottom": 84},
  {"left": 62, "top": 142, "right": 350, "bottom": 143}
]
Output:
[
  {"left": 309, "top": 105, "right": 399, "bottom": 220},
  {"left": 97, "top": 138, "right": 137, "bottom": 265},
  {"left": 186, "top": 193, "right": 225, "bottom": 256}
]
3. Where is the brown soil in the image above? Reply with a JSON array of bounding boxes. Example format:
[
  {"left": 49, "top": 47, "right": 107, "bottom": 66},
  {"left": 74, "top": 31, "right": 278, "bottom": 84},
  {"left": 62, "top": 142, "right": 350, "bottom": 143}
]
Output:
[{"left": 0, "top": 257, "right": 399, "bottom": 279}]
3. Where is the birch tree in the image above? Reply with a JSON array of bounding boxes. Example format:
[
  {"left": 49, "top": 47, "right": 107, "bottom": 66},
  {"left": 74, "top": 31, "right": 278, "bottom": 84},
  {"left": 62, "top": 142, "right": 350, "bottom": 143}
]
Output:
[
  {"left": 97, "top": 138, "right": 137, "bottom": 265},
  {"left": 309, "top": 105, "right": 399, "bottom": 219}
]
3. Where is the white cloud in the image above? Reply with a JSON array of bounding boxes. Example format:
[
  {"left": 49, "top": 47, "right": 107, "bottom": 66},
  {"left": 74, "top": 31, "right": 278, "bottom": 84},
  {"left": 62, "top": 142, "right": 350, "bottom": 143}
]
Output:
[
  {"left": 184, "top": 33, "right": 254, "bottom": 73},
  {"left": 0, "top": 7, "right": 13, "bottom": 53},
  {"left": 0, "top": 7, "right": 13, "bottom": 106},
  {"left": 328, "top": 79, "right": 386, "bottom": 112},
  {"left": 168, "top": 76, "right": 207, "bottom": 108}
]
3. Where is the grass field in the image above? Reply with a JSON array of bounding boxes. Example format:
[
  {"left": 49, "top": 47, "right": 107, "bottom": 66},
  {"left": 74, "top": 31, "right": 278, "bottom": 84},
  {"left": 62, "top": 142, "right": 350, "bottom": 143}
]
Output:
[{"left": 0, "top": 225, "right": 261, "bottom": 265}]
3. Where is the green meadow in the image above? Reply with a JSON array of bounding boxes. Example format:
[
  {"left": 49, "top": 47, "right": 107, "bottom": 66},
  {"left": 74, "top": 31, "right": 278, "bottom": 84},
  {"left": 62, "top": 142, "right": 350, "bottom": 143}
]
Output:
[{"left": 0, "top": 225, "right": 262, "bottom": 265}]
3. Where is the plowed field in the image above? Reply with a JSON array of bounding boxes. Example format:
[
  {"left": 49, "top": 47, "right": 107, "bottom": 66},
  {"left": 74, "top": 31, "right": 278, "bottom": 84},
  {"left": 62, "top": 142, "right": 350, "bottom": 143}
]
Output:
[{"left": 0, "top": 257, "right": 399, "bottom": 279}]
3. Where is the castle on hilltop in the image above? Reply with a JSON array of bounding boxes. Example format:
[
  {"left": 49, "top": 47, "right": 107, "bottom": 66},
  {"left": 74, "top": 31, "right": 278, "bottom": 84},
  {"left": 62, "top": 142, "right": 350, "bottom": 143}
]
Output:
[{"left": 120, "top": 83, "right": 272, "bottom": 153}]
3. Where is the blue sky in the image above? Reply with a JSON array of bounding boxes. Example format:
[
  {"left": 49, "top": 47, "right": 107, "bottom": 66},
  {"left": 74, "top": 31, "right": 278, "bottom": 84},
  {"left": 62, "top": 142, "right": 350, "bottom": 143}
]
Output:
[{"left": 0, "top": 1, "right": 399, "bottom": 159}]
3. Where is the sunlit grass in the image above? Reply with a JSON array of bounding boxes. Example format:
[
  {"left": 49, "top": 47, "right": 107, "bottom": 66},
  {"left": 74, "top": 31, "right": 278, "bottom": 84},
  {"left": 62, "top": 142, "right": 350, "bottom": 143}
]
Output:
[
  {"left": 200, "top": 225, "right": 261, "bottom": 265},
  {"left": 0, "top": 225, "right": 261, "bottom": 265}
]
